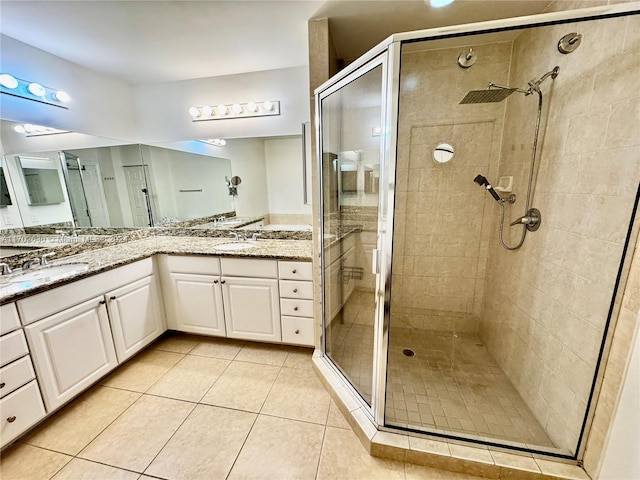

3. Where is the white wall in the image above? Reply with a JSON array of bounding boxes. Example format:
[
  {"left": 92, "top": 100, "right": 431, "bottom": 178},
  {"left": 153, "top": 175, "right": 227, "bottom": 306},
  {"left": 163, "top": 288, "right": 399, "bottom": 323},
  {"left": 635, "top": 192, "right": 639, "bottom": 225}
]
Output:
[
  {"left": 132, "top": 66, "right": 310, "bottom": 143},
  {"left": 221, "top": 138, "right": 269, "bottom": 217},
  {"left": 264, "top": 136, "right": 311, "bottom": 216},
  {"left": 599, "top": 323, "right": 640, "bottom": 480}
]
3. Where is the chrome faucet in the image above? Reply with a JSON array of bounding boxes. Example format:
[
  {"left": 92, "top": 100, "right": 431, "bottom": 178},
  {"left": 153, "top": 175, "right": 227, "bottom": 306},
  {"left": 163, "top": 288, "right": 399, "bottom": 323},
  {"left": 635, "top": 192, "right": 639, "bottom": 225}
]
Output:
[
  {"left": 22, "top": 258, "right": 41, "bottom": 270},
  {"left": 0, "top": 263, "right": 12, "bottom": 275},
  {"left": 41, "top": 252, "right": 56, "bottom": 265},
  {"left": 251, "top": 233, "right": 261, "bottom": 241}
]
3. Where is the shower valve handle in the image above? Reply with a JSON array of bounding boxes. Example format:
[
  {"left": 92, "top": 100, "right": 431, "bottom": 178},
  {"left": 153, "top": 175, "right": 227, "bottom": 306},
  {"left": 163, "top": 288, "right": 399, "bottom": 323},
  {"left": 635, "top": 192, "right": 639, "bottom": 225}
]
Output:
[{"left": 510, "top": 212, "right": 540, "bottom": 227}]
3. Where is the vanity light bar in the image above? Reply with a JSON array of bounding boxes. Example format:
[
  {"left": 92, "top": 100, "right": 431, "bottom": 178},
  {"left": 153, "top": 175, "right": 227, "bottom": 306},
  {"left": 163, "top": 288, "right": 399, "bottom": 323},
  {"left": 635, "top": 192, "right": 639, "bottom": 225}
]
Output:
[
  {"left": 14, "top": 124, "right": 70, "bottom": 137},
  {"left": 0, "top": 73, "right": 70, "bottom": 109},
  {"left": 199, "top": 138, "right": 227, "bottom": 147},
  {"left": 188, "top": 100, "right": 280, "bottom": 122}
]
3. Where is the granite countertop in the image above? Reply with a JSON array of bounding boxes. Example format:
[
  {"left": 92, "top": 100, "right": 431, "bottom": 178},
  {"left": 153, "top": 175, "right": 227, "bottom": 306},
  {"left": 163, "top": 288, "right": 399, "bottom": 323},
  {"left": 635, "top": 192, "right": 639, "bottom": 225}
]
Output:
[
  {"left": 0, "top": 236, "right": 312, "bottom": 304},
  {"left": 190, "top": 216, "right": 265, "bottom": 229}
]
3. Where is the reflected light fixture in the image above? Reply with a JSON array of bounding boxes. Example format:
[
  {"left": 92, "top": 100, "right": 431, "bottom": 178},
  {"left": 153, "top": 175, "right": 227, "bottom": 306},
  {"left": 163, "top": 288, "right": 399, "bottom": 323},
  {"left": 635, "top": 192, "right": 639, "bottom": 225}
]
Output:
[
  {"left": 188, "top": 100, "right": 280, "bottom": 122},
  {"left": 14, "top": 123, "right": 69, "bottom": 137},
  {"left": 200, "top": 138, "right": 227, "bottom": 147},
  {"left": 0, "top": 73, "right": 70, "bottom": 108}
]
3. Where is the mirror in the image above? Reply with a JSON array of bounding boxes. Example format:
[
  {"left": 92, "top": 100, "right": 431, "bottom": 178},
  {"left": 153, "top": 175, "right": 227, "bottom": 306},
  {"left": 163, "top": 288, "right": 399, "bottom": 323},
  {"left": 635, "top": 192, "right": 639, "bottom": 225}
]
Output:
[
  {"left": 19, "top": 157, "right": 66, "bottom": 205},
  {"left": 2, "top": 122, "right": 311, "bottom": 232}
]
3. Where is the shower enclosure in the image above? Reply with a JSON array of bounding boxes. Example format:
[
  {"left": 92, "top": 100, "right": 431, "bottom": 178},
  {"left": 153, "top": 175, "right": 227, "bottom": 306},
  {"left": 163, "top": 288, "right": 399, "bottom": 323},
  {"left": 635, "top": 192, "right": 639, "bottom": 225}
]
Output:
[{"left": 317, "top": 4, "right": 639, "bottom": 459}]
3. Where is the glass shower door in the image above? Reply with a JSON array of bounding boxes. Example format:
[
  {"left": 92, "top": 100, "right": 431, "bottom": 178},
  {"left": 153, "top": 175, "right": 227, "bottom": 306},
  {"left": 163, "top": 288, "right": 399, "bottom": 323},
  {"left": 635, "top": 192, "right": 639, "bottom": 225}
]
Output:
[{"left": 319, "top": 57, "right": 385, "bottom": 406}]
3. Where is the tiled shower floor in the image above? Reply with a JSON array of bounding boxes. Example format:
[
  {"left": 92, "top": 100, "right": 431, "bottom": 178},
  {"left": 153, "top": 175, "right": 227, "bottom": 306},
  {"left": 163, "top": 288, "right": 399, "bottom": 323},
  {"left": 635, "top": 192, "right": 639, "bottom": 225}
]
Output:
[{"left": 326, "top": 292, "right": 555, "bottom": 449}]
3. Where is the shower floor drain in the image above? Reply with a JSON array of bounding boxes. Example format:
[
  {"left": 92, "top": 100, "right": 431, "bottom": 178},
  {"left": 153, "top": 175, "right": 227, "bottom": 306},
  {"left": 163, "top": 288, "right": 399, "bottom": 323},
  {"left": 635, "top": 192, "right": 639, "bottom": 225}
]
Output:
[{"left": 402, "top": 349, "right": 415, "bottom": 357}]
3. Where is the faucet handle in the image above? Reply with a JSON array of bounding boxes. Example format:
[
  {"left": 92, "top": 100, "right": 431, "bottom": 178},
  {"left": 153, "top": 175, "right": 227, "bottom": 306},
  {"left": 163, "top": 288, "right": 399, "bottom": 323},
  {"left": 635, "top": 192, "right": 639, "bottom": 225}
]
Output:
[
  {"left": 41, "top": 252, "right": 56, "bottom": 265},
  {"left": 251, "top": 233, "right": 261, "bottom": 241},
  {"left": 231, "top": 232, "right": 240, "bottom": 241},
  {"left": 0, "top": 263, "right": 12, "bottom": 275}
]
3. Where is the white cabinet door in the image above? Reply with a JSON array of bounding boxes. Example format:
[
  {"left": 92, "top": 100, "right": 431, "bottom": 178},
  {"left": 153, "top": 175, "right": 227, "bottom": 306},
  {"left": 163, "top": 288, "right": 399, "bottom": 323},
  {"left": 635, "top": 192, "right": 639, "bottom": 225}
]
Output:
[
  {"left": 221, "top": 277, "right": 281, "bottom": 342},
  {"left": 166, "top": 273, "right": 226, "bottom": 336},
  {"left": 106, "top": 275, "right": 166, "bottom": 363},
  {"left": 24, "top": 297, "right": 118, "bottom": 411}
]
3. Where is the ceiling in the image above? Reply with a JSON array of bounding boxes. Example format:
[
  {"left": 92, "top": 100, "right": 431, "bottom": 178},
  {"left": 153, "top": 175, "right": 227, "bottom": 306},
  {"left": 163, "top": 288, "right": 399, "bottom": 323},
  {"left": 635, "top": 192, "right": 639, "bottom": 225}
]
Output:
[{"left": 0, "top": 0, "right": 552, "bottom": 85}]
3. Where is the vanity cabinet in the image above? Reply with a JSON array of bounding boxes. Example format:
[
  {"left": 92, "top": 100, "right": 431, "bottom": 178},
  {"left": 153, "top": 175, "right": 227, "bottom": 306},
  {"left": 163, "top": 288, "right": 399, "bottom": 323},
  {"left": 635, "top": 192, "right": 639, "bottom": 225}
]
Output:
[
  {"left": 0, "top": 303, "right": 46, "bottom": 448},
  {"left": 106, "top": 275, "right": 165, "bottom": 362},
  {"left": 24, "top": 296, "right": 118, "bottom": 411},
  {"left": 324, "top": 233, "right": 356, "bottom": 323},
  {"left": 159, "top": 256, "right": 226, "bottom": 336},
  {"left": 17, "top": 258, "right": 165, "bottom": 411}
]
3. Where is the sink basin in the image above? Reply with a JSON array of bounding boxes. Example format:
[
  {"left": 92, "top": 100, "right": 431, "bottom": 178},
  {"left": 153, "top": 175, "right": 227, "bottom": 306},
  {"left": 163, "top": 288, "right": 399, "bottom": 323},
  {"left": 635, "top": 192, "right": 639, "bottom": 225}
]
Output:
[
  {"left": 213, "top": 242, "right": 256, "bottom": 251},
  {"left": 11, "top": 263, "right": 90, "bottom": 282},
  {"left": 0, "top": 263, "right": 90, "bottom": 296}
]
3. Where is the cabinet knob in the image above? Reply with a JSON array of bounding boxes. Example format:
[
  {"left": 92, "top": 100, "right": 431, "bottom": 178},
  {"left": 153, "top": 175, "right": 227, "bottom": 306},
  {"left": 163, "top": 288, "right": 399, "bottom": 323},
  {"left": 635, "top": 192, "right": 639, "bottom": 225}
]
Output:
[
  {"left": 295, "top": 329, "right": 300, "bottom": 334},
  {"left": 6, "top": 416, "right": 16, "bottom": 423},
  {"left": 214, "top": 280, "right": 219, "bottom": 284},
  {"left": 110, "top": 296, "right": 117, "bottom": 300},
  {"left": 221, "top": 280, "right": 226, "bottom": 284},
  {"left": 292, "top": 269, "right": 297, "bottom": 274},
  {"left": 99, "top": 300, "right": 106, "bottom": 305},
  {"left": 293, "top": 288, "right": 298, "bottom": 293},
  {"left": 0, "top": 382, "right": 5, "bottom": 389},
  {"left": 293, "top": 306, "right": 299, "bottom": 311}
]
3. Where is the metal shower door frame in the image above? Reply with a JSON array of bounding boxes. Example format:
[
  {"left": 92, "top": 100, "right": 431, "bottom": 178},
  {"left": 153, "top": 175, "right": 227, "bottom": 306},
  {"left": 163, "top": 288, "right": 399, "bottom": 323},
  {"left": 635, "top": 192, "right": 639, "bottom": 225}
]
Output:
[{"left": 316, "top": 50, "right": 393, "bottom": 422}]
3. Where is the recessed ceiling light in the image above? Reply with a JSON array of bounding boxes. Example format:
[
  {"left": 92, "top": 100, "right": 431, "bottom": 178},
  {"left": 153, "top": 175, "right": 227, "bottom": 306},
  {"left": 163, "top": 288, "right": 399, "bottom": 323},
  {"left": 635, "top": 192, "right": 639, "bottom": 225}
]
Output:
[{"left": 430, "top": 0, "right": 454, "bottom": 7}]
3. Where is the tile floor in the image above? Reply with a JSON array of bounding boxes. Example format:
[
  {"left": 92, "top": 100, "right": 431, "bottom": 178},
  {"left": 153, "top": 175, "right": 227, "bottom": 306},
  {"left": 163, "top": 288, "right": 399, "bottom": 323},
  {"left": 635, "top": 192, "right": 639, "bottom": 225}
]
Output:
[
  {"left": 327, "top": 289, "right": 555, "bottom": 449},
  {"left": 1, "top": 333, "right": 488, "bottom": 480}
]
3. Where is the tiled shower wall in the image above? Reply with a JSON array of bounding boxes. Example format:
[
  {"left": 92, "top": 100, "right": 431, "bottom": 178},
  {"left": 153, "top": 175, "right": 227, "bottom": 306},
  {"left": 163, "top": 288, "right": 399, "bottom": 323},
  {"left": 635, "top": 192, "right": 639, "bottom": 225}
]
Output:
[
  {"left": 392, "top": 42, "right": 512, "bottom": 333},
  {"left": 479, "top": 14, "right": 640, "bottom": 452}
]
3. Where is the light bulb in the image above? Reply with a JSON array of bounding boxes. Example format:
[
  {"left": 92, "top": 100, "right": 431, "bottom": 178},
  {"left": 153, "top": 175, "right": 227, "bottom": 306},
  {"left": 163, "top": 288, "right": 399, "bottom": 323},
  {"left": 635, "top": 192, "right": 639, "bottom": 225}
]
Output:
[
  {"left": 28, "top": 82, "right": 46, "bottom": 96},
  {"left": 202, "top": 105, "right": 213, "bottom": 116},
  {"left": 217, "top": 104, "right": 228, "bottom": 115},
  {"left": 188, "top": 106, "right": 200, "bottom": 117},
  {"left": 247, "top": 101, "right": 258, "bottom": 112},
  {"left": 0, "top": 74, "right": 18, "bottom": 89},
  {"left": 24, "top": 124, "right": 37, "bottom": 133},
  {"left": 263, "top": 101, "right": 274, "bottom": 112},
  {"left": 430, "top": 0, "right": 454, "bottom": 7},
  {"left": 232, "top": 103, "right": 243, "bottom": 114},
  {"left": 14, "top": 125, "right": 26, "bottom": 134},
  {"left": 54, "top": 90, "right": 70, "bottom": 102},
  {"left": 218, "top": 139, "right": 226, "bottom": 146}
]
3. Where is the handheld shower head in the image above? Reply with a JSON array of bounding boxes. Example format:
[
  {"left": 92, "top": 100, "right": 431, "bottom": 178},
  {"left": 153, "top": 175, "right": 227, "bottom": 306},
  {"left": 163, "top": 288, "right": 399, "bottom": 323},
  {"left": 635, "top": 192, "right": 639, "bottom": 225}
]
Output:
[{"left": 473, "top": 174, "right": 502, "bottom": 203}]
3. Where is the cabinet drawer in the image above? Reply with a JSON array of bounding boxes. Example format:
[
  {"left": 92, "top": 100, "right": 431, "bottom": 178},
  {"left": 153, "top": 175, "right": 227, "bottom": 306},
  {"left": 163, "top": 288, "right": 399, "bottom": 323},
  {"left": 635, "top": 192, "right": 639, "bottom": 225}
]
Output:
[
  {"left": 279, "top": 280, "right": 313, "bottom": 300},
  {"left": 280, "top": 298, "right": 314, "bottom": 318},
  {"left": 161, "top": 255, "right": 221, "bottom": 275},
  {"left": 221, "top": 258, "right": 278, "bottom": 278},
  {"left": 281, "top": 316, "right": 314, "bottom": 346},
  {"left": 0, "top": 356, "right": 35, "bottom": 398},
  {"left": 0, "top": 330, "right": 28, "bottom": 367},
  {"left": 278, "top": 261, "right": 313, "bottom": 281},
  {"left": 0, "top": 304, "right": 21, "bottom": 336},
  {"left": 0, "top": 380, "right": 46, "bottom": 448}
]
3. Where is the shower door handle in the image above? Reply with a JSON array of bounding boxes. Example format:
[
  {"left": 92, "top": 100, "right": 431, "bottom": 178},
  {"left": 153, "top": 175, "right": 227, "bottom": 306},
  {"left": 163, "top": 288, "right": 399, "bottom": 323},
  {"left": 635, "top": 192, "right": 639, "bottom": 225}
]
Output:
[{"left": 371, "top": 249, "right": 379, "bottom": 275}]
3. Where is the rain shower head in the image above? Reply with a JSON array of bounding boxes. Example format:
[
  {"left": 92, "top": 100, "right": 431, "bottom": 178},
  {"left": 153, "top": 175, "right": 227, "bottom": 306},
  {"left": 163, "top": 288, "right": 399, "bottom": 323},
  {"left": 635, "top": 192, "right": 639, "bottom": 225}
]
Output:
[{"left": 459, "top": 87, "right": 517, "bottom": 104}]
